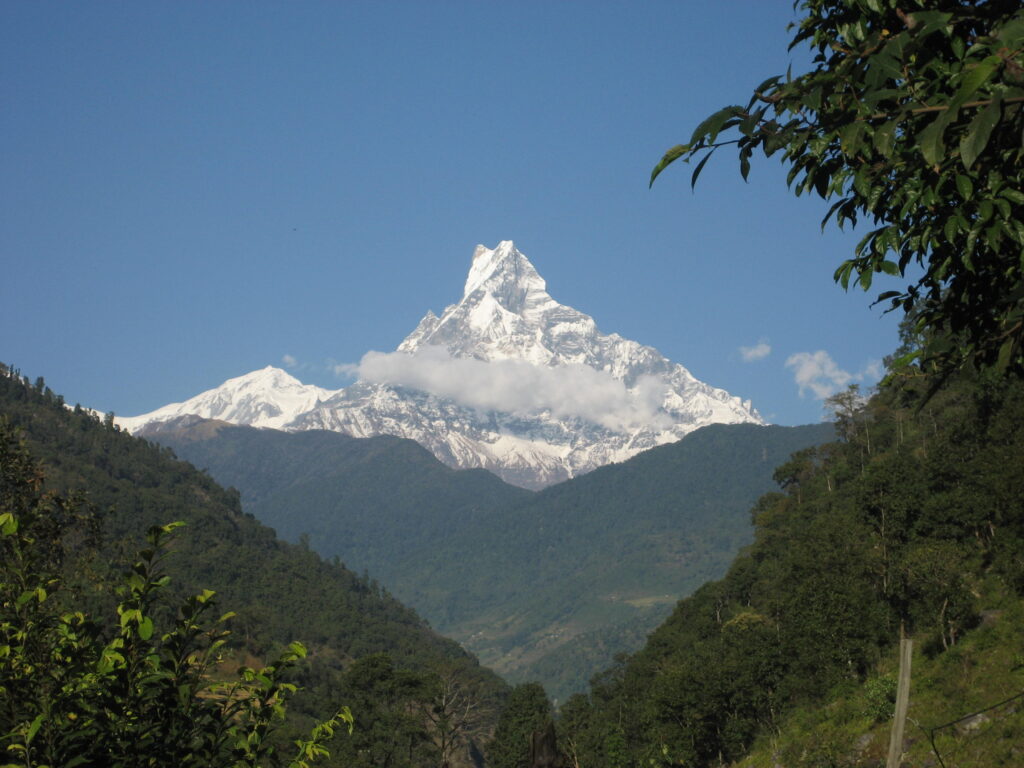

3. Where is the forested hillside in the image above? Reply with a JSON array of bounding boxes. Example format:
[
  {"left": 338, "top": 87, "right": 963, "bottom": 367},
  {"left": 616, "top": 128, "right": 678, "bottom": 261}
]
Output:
[
  {"left": 149, "top": 416, "right": 832, "bottom": 700},
  {"left": 135, "top": 415, "right": 532, "bottom": 574},
  {"left": 0, "top": 366, "right": 508, "bottom": 767},
  {"left": 554, "top": 370, "right": 1024, "bottom": 767}
]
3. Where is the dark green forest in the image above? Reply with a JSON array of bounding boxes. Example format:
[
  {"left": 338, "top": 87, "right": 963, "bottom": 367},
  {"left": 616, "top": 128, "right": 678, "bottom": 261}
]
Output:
[
  {"left": 146, "top": 416, "right": 832, "bottom": 700},
  {"left": 5, "top": 358, "right": 1023, "bottom": 767},
  {"left": 0, "top": 366, "right": 508, "bottom": 767},
  {"left": 552, "top": 367, "right": 1024, "bottom": 767}
]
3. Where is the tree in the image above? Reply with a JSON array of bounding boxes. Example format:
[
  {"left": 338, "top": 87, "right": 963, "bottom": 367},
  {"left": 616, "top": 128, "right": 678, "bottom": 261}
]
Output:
[
  {"left": 0, "top": 419, "right": 351, "bottom": 767},
  {"left": 418, "top": 664, "right": 489, "bottom": 768},
  {"left": 651, "top": 0, "right": 1024, "bottom": 378},
  {"left": 486, "top": 683, "right": 552, "bottom": 768}
]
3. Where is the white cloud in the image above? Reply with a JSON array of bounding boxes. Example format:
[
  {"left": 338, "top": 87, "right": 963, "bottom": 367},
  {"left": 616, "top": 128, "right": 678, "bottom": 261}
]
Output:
[
  {"left": 331, "top": 361, "right": 358, "bottom": 377},
  {"left": 282, "top": 354, "right": 298, "bottom": 368},
  {"left": 739, "top": 341, "right": 771, "bottom": 362},
  {"left": 785, "top": 350, "right": 884, "bottom": 400},
  {"left": 351, "top": 346, "right": 670, "bottom": 432}
]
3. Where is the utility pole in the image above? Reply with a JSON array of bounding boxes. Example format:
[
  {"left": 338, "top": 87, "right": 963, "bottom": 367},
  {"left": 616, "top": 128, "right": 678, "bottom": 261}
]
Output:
[{"left": 886, "top": 623, "right": 913, "bottom": 768}]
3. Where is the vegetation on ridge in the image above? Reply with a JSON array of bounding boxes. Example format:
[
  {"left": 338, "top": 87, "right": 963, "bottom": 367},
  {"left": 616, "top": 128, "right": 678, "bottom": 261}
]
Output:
[
  {"left": 0, "top": 366, "right": 509, "bottom": 768},
  {"left": 551, "top": 351, "right": 1024, "bottom": 767},
  {"left": 149, "top": 418, "right": 834, "bottom": 701}
]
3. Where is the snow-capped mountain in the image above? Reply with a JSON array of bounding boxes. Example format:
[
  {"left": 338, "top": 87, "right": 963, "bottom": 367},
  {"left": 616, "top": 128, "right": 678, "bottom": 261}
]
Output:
[
  {"left": 117, "top": 367, "right": 333, "bottom": 433},
  {"left": 122, "top": 241, "right": 762, "bottom": 488}
]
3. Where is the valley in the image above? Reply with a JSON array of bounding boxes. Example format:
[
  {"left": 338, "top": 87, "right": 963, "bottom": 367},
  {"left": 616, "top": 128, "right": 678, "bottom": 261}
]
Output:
[{"left": 142, "top": 414, "right": 833, "bottom": 700}]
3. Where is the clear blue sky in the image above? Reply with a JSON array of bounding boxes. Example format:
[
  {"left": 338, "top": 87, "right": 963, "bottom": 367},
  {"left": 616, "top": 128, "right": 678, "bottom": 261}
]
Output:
[{"left": 2, "top": 1, "right": 907, "bottom": 426}]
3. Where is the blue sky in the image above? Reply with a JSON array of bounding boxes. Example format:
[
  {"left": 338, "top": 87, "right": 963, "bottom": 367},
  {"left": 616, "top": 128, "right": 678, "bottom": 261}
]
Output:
[{"left": 2, "top": 1, "right": 907, "bottom": 426}]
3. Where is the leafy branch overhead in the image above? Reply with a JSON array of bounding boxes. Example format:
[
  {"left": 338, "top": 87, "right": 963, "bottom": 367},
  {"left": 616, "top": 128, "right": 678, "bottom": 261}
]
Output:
[{"left": 652, "top": 0, "right": 1024, "bottom": 377}]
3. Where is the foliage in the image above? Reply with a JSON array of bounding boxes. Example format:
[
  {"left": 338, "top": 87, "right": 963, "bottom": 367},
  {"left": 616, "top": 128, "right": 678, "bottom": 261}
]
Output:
[
  {"left": 0, "top": 366, "right": 508, "bottom": 767},
  {"left": 320, "top": 652, "right": 493, "bottom": 768},
  {"left": 0, "top": 419, "right": 352, "bottom": 767},
  {"left": 556, "top": 368, "right": 1024, "bottom": 766},
  {"left": 737, "top": 587, "right": 1024, "bottom": 768},
  {"left": 151, "top": 417, "right": 833, "bottom": 700},
  {"left": 486, "top": 683, "right": 552, "bottom": 768},
  {"left": 861, "top": 674, "right": 897, "bottom": 722},
  {"left": 652, "top": 0, "right": 1024, "bottom": 377}
]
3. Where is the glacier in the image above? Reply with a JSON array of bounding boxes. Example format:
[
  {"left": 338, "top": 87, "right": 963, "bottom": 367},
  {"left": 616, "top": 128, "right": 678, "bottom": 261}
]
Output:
[{"left": 120, "top": 241, "right": 763, "bottom": 488}]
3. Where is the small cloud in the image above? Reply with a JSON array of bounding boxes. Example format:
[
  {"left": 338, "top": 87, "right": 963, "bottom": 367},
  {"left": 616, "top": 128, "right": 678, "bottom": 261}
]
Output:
[
  {"left": 862, "top": 359, "right": 884, "bottom": 381},
  {"left": 739, "top": 341, "right": 771, "bottom": 362},
  {"left": 332, "top": 362, "right": 359, "bottom": 378},
  {"left": 785, "top": 350, "right": 884, "bottom": 400},
  {"left": 282, "top": 354, "right": 298, "bottom": 369}
]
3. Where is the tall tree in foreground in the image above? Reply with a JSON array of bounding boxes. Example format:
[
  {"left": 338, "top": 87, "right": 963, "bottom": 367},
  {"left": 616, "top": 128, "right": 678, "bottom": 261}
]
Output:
[{"left": 652, "top": 0, "right": 1024, "bottom": 378}]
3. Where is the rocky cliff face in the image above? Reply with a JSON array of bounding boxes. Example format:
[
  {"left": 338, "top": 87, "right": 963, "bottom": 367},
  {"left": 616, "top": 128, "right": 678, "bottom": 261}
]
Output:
[{"left": 124, "top": 241, "right": 762, "bottom": 488}]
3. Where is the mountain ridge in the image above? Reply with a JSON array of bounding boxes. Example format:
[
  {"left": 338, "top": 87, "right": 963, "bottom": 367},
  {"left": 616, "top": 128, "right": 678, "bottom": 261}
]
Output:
[
  {"left": 120, "top": 241, "right": 762, "bottom": 489},
  {"left": 146, "top": 413, "right": 835, "bottom": 699}
]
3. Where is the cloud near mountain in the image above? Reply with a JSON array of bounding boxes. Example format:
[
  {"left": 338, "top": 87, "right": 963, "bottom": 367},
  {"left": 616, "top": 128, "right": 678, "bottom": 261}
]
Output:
[
  {"left": 356, "top": 346, "right": 671, "bottom": 432},
  {"left": 786, "top": 350, "right": 883, "bottom": 400},
  {"left": 121, "top": 241, "right": 762, "bottom": 488}
]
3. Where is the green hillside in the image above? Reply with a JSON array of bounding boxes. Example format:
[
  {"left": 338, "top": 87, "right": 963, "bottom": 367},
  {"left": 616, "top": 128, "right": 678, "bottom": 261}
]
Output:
[
  {"left": 554, "top": 370, "right": 1024, "bottom": 767},
  {"left": 149, "top": 416, "right": 833, "bottom": 700},
  {"left": 0, "top": 367, "right": 509, "bottom": 767},
  {"left": 136, "top": 416, "right": 531, "bottom": 574}
]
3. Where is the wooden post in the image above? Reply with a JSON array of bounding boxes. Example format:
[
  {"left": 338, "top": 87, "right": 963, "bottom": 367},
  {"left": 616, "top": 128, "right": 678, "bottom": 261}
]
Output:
[{"left": 886, "top": 626, "right": 914, "bottom": 768}]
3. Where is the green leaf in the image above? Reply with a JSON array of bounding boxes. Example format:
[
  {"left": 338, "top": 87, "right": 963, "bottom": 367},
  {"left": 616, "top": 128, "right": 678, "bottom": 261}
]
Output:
[
  {"left": 690, "top": 148, "right": 717, "bottom": 190},
  {"left": 954, "top": 174, "right": 973, "bottom": 200},
  {"left": 996, "top": 338, "right": 1016, "bottom": 372},
  {"left": 908, "top": 11, "right": 953, "bottom": 37},
  {"left": 689, "top": 105, "right": 744, "bottom": 145},
  {"left": 1001, "top": 188, "right": 1024, "bottom": 205},
  {"left": 880, "top": 260, "right": 900, "bottom": 276},
  {"left": 26, "top": 713, "right": 45, "bottom": 744},
  {"left": 138, "top": 616, "right": 154, "bottom": 640},
  {"left": 994, "top": 197, "right": 1011, "bottom": 220},
  {"left": 919, "top": 108, "right": 957, "bottom": 167},
  {"left": 739, "top": 147, "right": 751, "bottom": 181},
  {"left": 839, "top": 121, "right": 866, "bottom": 157},
  {"left": 944, "top": 216, "right": 959, "bottom": 244},
  {"left": 959, "top": 97, "right": 1001, "bottom": 170},
  {"left": 952, "top": 56, "right": 1002, "bottom": 108},
  {"left": 649, "top": 144, "right": 688, "bottom": 187},
  {"left": 872, "top": 119, "right": 898, "bottom": 157}
]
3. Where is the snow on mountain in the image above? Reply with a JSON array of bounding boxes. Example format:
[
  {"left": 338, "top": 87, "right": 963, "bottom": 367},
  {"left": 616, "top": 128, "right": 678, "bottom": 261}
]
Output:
[
  {"left": 117, "top": 367, "right": 333, "bottom": 433},
  {"left": 120, "top": 241, "right": 763, "bottom": 488}
]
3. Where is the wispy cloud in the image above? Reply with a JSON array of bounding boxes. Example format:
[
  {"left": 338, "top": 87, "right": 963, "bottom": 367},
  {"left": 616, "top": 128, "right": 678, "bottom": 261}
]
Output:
[
  {"left": 785, "top": 350, "right": 883, "bottom": 400},
  {"left": 739, "top": 341, "right": 771, "bottom": 362},
  {"left": 347, "top": 346, "right": 671, "bottom": 432},
  {"left": 282, "top": 354, "right": 298, "bottom": 369}
]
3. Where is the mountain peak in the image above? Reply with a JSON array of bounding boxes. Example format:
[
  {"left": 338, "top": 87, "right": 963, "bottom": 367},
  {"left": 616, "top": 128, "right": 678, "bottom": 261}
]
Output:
[
  {"left": 118, "top": 366, "right": 332, "bottom": 433},
  {"left": 122, "top": 240, "right": 763, "bottom": 488},
  {"left": 462, "top": 240, "right": 549, "bottom": 311},
  {"left": 239, "top": 366, "right": 302, "bottom": 386}
]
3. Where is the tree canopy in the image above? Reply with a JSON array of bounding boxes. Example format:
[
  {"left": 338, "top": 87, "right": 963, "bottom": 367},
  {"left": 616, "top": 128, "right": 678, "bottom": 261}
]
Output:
[{"left": 652, "top": 0, "right": 1024, "bottom": 378}]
